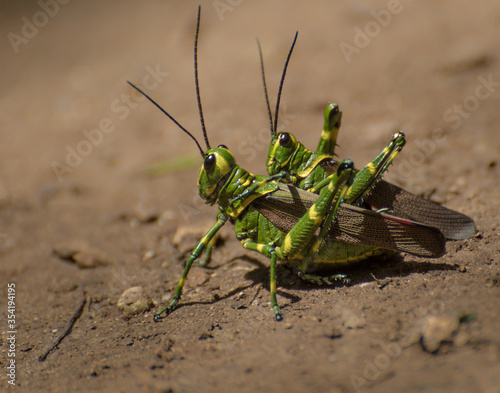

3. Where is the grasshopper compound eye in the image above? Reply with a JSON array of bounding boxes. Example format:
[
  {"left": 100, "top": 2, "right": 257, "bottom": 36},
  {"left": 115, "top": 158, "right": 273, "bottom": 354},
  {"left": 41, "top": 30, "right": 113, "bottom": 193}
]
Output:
[
  {"left": 279, "top": 133, "right": 292, "bottom": 147},
  {"left": 204, "top": 153, "right": 216, "bottom": 172},
  {"left": 217, "top": 144, "right": 228, "bottom": 149},
  {"left": 337, "top": 159, "right": 354, "bottom": 175}
]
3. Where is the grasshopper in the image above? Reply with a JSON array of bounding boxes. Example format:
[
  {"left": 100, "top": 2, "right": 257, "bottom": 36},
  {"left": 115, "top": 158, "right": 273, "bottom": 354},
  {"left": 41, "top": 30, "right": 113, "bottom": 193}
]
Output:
[
  {"left": 196, "top": 32, "right": 475, "bottom": 267},
  {"left": 128, "top": 7, "right": 447, "bottom": 321},
  {"left": 258, "top": 37, "right": 476, "bottom": 241}
]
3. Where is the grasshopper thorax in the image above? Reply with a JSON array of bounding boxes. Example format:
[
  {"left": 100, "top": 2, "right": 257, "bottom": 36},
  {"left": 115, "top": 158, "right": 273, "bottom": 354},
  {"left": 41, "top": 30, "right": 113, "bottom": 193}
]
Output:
[{"left": 198, "top": 147, "right": 237, "bottom": 204}]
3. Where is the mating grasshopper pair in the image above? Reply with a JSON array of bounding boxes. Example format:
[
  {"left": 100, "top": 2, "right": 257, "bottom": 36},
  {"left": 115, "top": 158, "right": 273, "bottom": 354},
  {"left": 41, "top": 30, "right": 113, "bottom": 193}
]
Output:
[
  {"left": 266, "top": 103, "right": 476, "bottom": 241},
  {"left": 128, "top": 7, "right": 475, "bottom": 321}
]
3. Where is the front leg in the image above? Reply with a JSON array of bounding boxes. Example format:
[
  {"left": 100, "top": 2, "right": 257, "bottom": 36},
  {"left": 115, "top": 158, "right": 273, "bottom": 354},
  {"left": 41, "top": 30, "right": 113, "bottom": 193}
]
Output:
[
  {"left": 154, "top": 214, "right": 228, "bottom": 321},
  {"left": 195, "top": 211, "right": 223, "bottom": 266},
  {"left": 229, "top": 172, "right": 286, "bottom": 206}
]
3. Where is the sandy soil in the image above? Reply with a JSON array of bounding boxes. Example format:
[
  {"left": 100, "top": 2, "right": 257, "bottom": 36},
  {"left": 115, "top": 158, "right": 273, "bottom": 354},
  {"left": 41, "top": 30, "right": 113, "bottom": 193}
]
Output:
[{"left": 1, "top": 1, "right": 499, "bottom": 392}]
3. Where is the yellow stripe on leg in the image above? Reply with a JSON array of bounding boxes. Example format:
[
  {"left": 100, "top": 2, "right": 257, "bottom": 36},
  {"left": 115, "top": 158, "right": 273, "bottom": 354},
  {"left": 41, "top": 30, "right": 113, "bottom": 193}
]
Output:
[
  {"left": 308, "top": 206, "right": 324, "bottom": 226},
  {"left": 366, "top": 162, "right": 377, "bottom": 175},
  {"left": 270, "top": 279, "right": 276, "bottom": 294}
]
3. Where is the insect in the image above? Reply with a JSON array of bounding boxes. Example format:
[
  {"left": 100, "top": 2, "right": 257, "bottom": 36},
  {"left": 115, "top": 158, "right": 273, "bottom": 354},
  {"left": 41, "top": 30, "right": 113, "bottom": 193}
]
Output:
[
  {"left": 265, "top": 105, "right": 476, "bottom": 241},
  {"left": 195, "top": 28, "right": 476, "bottom": 268},
  {"left": 258, "top": 38, "right": 476, "bottom": 242},
  {"left": 128, "top": 7, "right": 447, "bottom": 321}
]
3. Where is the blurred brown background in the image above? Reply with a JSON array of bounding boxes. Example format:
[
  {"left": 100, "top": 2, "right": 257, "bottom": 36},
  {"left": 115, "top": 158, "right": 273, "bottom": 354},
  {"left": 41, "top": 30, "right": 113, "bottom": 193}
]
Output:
[{"left": 0, "top": 1, "right": 499, "bottom": 392}]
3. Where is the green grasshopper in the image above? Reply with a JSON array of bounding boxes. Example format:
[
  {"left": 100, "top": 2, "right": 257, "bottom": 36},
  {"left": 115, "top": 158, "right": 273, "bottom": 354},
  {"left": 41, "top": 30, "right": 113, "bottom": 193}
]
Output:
[
  {"left": 195, "top": 32, "right": 475, "bottom": 267},
  {"left": 128, "top": 7, "right": 447, "bottom": 321},
  {"left": 265, "top": 106, "right": 476, "bottom": 240},
  {"left": 258, "top": 37, "right": 476, "bottom": 241}
]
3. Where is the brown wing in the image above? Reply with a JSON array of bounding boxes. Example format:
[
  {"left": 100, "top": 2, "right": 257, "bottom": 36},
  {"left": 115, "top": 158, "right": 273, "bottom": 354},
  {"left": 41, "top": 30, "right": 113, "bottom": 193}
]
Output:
[
  {"left": 320, "top": 160, "right": 475, "bottom": 240},
  {"left": 253, "top": 184, "right": 445, "bottom": 258},
  {"left": 329, "top": 204, "right": 445, "bottom": 257}
]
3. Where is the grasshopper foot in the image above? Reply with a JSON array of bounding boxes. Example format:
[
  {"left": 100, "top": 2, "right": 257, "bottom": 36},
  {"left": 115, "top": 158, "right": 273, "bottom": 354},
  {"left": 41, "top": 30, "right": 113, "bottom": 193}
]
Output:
[
  {"left": 329, "top": 273, "right": 351, "bottom": 285},
  {"left": 153, "top": 312, "right": 164, "bottom": 322},
  {"left": 154, "top": 298, "right": 179, "bottom": 322},
  {"left": 272, "top": 304, "right": 283, "bottom": 321},
  {"left": 298, "top": 271, "right": 351, "bottom": 286}
]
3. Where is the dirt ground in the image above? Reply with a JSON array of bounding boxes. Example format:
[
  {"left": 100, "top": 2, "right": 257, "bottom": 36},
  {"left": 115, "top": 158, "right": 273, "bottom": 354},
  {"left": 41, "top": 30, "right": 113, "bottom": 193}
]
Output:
[{"left": 1, "top": 1, "right": 499, "bottom": 392}]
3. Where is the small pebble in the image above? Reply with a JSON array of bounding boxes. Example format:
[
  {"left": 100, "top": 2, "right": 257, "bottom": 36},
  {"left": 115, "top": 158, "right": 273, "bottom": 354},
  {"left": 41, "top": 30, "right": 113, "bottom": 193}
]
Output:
[
  {"left": 53, "top": 240, "right": 110, "bottom": 269},
  {"left": 142, "top": 250, "right": 156, "bottom": 262},
  {"left": 188, "top": 270, "right": 210, "bottom": 287},
  {"left": 419, "top": 315, "right": 460, "bottom": 353},
  {"left": 117, "top": 287, "right": 153, "bottom": 318}
]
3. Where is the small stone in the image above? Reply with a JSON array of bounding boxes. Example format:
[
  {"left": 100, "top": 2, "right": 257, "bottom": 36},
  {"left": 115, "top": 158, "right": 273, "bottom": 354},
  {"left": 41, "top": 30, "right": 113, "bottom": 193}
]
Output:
[
  {"left": 72, "top": 250, "right": 108, "bottom": 268},
  {"left": 187, "top": 269, "right": 210, "bottom": 288},
  {"left": 419, "top": 314, "right": 460, "bottom": 353},
  {"left": 53, "top": 240, "right": 110, "bottom": 269},
  {"left": 173, "top": 223, "right": 211, "bottom": 254},
  {"left": 161, "top": 293, "right": 172, "bottom": 302},
  {"left": 132, "top": 203, "right": 159, "bottom": 223},
  {"left": 172, "top": 222, "right": 223, "bottom": 255},
  {"left": 117, "top": 287, "right": 153, "bottom": 318},
  {"left": 142, "top": 250, "right": 156, "bottom": 262}
]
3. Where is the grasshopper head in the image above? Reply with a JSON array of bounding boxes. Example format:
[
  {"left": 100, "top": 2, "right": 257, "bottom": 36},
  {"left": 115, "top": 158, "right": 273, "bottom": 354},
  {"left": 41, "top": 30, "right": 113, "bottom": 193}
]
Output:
[
  {"left": 198, "top": 146, "right": 237, "bottom": 204},
  {"left": 266, "top": 132, "right": 300, "bottom": 176}
]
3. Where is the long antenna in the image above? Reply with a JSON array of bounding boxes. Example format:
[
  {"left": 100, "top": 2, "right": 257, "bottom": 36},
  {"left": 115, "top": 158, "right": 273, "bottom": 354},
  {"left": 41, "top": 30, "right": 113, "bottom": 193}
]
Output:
[
  {"left": 273, "top": 32, "right": 298, "bottom": 134},
  {"left": 127, "top": 81, "right": 205, "bottom": 157},
  {"left": 257, "top": 40, "right": 274, "bottom": 136},
  {"left": 194, "top": 5, "right": 210, "bottom": 150}
]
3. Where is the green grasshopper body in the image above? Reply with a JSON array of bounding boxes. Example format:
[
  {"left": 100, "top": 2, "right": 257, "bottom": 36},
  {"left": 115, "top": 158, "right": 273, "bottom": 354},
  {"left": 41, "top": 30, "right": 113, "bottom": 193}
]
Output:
[
  {"left": 197, "top": 32, "right": 475, "bottom": 270},
  {"left": 253, "top": 32, "right": 475, "bottom": 242},
  {"left": 266, "top": 103, "right": 476, "bottom": 241},
  {"left": 129, "top": 7, "right": 450, "bottom": 320},
  {"left": 128, "top": 107, "right": 444, "bottom": 320},
  {"left": 162, "top": 135, "right": 444, "bottom": 321},
  {"left": 128, "top": 84, "right": 445, "bottom": 321}
]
